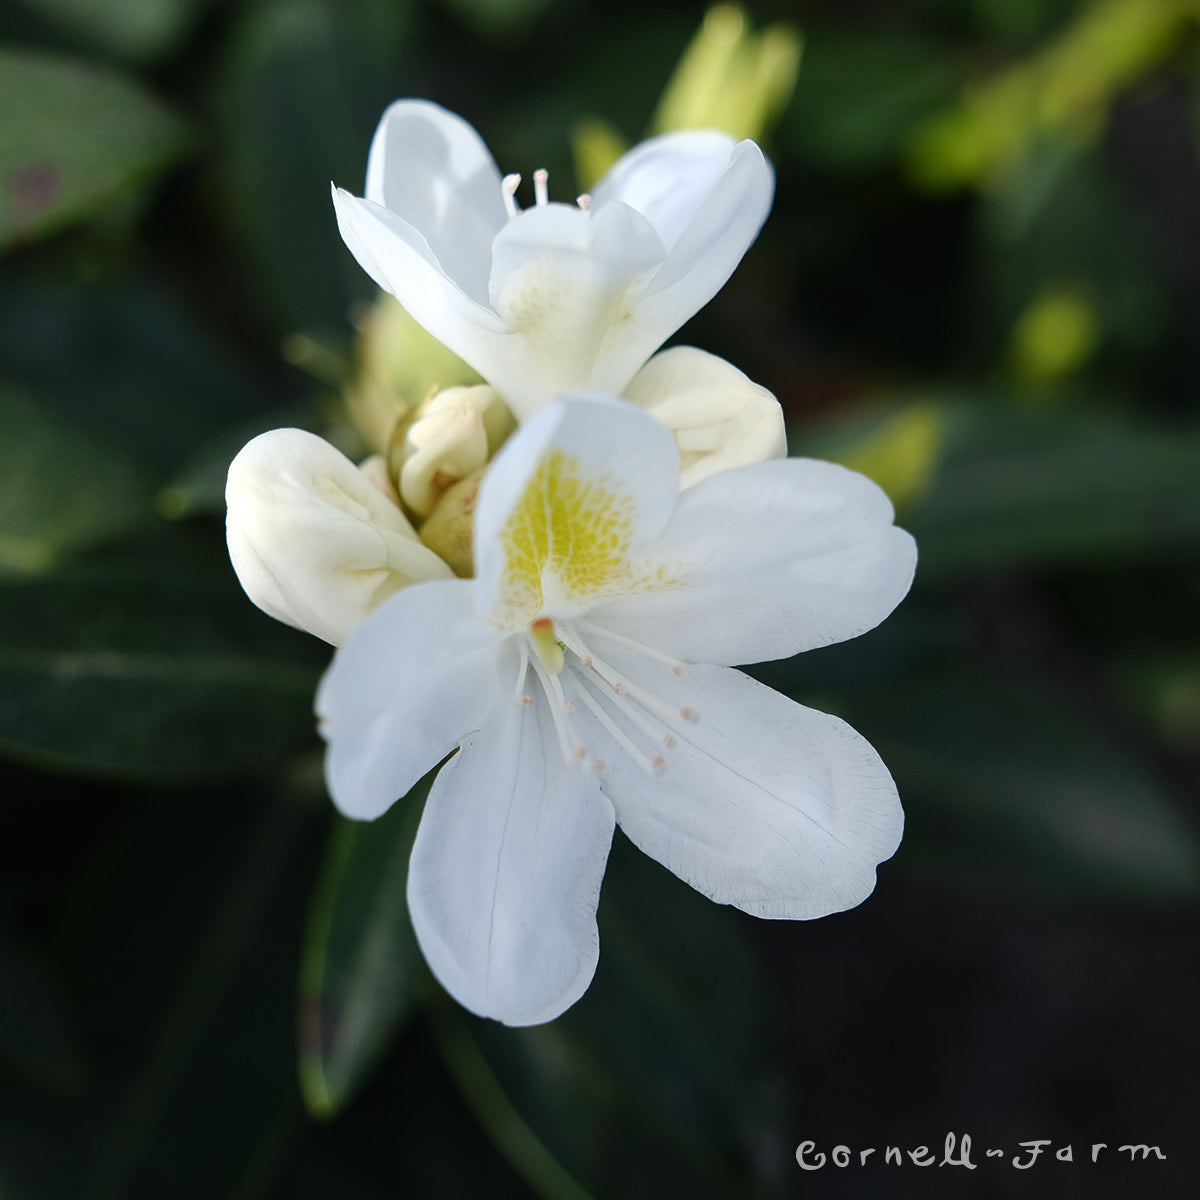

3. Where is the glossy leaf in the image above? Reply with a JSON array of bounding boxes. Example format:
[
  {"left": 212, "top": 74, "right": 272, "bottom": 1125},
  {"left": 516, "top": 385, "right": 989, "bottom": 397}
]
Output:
[
  {"left": 0, "top": 47, "right": 189, "bottom": 248},
  {"left": 809, "top": 401, "right": 1200, "bottom": 576},
  {"left": 213, "top": 0, "right": 411, "bottom": 335},
  {"left": 860, "top": 669, "right": 1200, "bottom": 902},
  {"left": 0, "top": 562, "right": 324, "bottom": 780},
  {"left": 0, "top": 386, "right": 153, "bottom": 574},
  {"left": 0, "top": 268, "right": 271, "bottom": 475},
  {"left": 299, "top": 775, "right": 431, "bottom": 1119}
]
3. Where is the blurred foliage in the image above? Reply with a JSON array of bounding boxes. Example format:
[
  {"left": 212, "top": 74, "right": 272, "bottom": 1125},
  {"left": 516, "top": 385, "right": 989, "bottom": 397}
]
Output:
[
  {"left": 1, "top": 0, "right": 1198, "bottom": 1196},
  {"left": 0, "top": 47, "right": 189, "bottom": 247}
]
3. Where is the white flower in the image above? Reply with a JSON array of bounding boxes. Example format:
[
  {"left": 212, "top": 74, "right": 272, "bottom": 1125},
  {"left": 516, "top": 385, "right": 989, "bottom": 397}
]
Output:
[
  {"left": 316, "top": 397, "right": 917, "bottom": 1025},
  {"left": 226, "top": 429, "right": 453, "bottom": 647},
  {"left": 332, "top": 99, "right": 774, "bottom": 420}
]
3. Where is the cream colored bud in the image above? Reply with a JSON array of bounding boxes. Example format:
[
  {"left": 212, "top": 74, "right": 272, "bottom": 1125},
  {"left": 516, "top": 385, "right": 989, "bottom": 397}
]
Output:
[
  {"left": 226, "top": 428, "right": 454, "bottom": 646},
  {"left": 417, "top": 466, "right": 485, "bottom": 578},
  {"left": 622, "top": 346, "right": 786, "bottom": 487},
  {"left": 397, "top": 385, "right": 515, "bottom": 518}
]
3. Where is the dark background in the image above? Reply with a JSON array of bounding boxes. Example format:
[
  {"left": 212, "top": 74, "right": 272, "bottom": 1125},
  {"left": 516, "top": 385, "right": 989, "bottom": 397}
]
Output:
[{"left": 1, "top": 0, "right": 1197, "bottom": 1196}]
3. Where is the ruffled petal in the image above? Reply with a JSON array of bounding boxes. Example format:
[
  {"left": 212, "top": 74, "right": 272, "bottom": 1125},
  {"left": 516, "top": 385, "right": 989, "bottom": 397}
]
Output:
[
  {"left": 591, "top": 457, "right": 917, "bottom": 665},
  {"left": 316, "top": 580, "right": 507, "bottom": 819},
  {"left": 225, "top": 428, "right": 453, "bottom": 646},
  {"left": 364, "top": 99, "right": 506, "bottom": 303},
  {"left": 622, "top": 346, "right": 786, "bottom": 487},
  {"left": 407, "top": 689, "right": 615, "bottom": 1025},
  {"left": 569, "top": 650, "right": 902, "bottom": 918},
  {"left": 472, "top": 397, "right": 680, "bottom": 626}
]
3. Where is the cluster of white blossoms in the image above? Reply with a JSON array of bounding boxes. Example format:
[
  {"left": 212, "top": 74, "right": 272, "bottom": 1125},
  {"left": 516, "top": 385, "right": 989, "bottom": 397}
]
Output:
[{"left": 226, "top": 100, "right": 917, "bottom": 1025}]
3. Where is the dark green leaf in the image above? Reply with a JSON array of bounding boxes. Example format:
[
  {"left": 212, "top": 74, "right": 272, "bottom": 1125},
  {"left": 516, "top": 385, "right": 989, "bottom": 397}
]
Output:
[
  {"left": 212, "top": 0, "right": 412, "bottom": 336},
  {"left": 12, "top": 0, "right": 201, "bottom": 64},
  {"left": 298, "top": 774, "right": 430, "bottom": 1118},
  {"left": 0, "top": 385, "right": 153, "bottom": 574},
  {"left": 0, "top": 268, "right": 274, "bottom": 476},
  {"left": 910, "top": 405, "right": 1200, "bottom": 575},
  {"left": 0, "top": 562, "right": 324, "bottom": 780},
  {"left": 860, "top": 669, "right": 1200, "bottom": 902},
  {"left": 808, "top": 401, "right": 1200, "bottom": 576},
  {"left": 0, "top": 47, "right": 189, "bottom": 248}
]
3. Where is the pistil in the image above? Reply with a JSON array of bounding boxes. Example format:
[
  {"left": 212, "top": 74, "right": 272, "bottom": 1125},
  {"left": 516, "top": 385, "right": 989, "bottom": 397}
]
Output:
[{"left": 530, "top": 617, "right": 564, "bottom": 674}]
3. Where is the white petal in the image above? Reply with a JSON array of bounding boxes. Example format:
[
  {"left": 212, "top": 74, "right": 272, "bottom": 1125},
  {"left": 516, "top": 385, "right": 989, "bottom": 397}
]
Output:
[
  {"left": 592, "top": 129, "right": 741, "bottom": 250},
  {"left": 622, "top": 346, "right": 786, "bottom": 487},
  {"left": 332, "top": 186, "right": 508, "bottom": 353},
  {"left": 484, "top": 201, "right": 665, "bottom": 416},
  {"left": 225, "top": 428, "right": 453, "bottom": 646},
  {"left": 635, "top": 139, "right": 774, "bottom": 339},
  {"left": 364, "top": 99, "right": 506, "bottom": 303},
  {"left": 575, "top": 653, "right": 902, "bottom": 918},
  {"left": 407, "top": 691, "right": 615, "bottom": 1025},
  {"left": 316, "top": 580, "right": 506, "bottom": 819},
  {"left": 591, "top": 457, "right": 917, "bottom": 665},
  {"left": 472, "top": 397, "right": 680, "bottom": 626}
]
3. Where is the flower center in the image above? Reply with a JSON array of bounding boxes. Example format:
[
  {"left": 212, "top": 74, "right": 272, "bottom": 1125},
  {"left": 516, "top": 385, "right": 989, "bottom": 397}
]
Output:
[
  {"left": 500, "top": 169, "right": 592, "bottom": 220},
  {"left": 513, "top": 618, "right": 697, "bottom": 776},
  {"left": 493, "top": 448, "right": 638, "bottom": 628}
]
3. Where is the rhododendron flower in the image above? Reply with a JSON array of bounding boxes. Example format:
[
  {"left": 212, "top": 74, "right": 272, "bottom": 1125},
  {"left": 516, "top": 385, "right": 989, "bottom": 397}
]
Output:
[
  {"left": 226, "top": 348, "right": 786, "bottom": 643},
  {"left": 332, "top": 99, "right": 774, "bottom": 419},
  {"left": 315, "top": 397, "right": 916, "bottom": 1025}
]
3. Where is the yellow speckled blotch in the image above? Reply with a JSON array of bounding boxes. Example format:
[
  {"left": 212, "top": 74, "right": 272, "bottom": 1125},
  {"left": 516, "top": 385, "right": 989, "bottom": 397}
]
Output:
[{"left": 496, "top": 450, "right": 636, "bottom": 623}]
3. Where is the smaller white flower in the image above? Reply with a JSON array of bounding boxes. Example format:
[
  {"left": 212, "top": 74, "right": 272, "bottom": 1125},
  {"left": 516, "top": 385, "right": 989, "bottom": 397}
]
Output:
[
  {"left": 316, "top": 397, "right": 916, "bottom": 1025},
  {"left": 226, "top": 429, "right": 453, "bottom": 646},
  {"left": 332, "top": 99, "right": 774, "bottom": 419}
]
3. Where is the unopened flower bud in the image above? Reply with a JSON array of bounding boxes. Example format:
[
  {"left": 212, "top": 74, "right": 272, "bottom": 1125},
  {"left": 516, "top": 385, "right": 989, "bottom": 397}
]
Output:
[
  {"left": 226, "top": 428, "right": 453, "bottom": 646},
  {"left": 394, "top": 385, "right": 515, "bottom": 519},
  {"left": 623, "top": 346, "right": 786, "bottom": 486}
]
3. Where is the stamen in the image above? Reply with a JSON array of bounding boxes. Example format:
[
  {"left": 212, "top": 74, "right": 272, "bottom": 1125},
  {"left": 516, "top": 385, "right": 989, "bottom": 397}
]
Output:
[
  {"left": 576, "top": 193, "right": 592, "bottom": 212},
  {"left": 530, "top": 655, "right": 585, "bottom": 764},
  {"left": 501, "top": 173, "right": 521, "bottom": 219},
  {"left": 533, "top": 168, "right": 549, "bottom": 207},
  {"left": 582, "top": 622, "right": 685, "bottom": 674},
  {"left": 585, "top": 664, "right": 677, "bottom": 749},
  {"left": 557, "top": 626, "right": 696, "bottom": 726},
  {"left": 512, "top": 644, "right": 533, "bottom": 707},
  {"left": 572, "top": 674, "right": 664, "bottom": 775}
]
